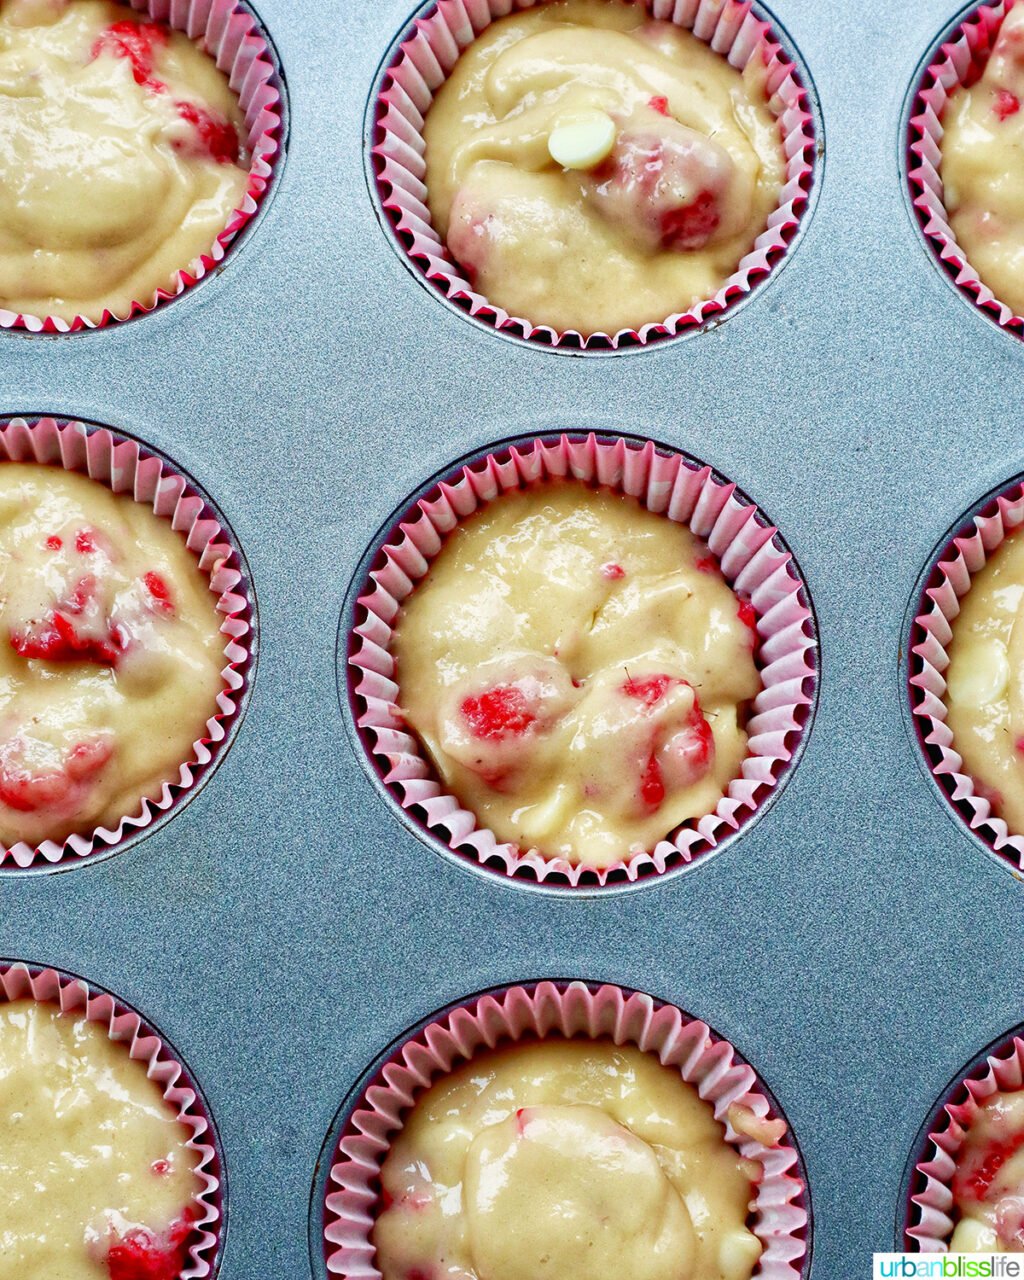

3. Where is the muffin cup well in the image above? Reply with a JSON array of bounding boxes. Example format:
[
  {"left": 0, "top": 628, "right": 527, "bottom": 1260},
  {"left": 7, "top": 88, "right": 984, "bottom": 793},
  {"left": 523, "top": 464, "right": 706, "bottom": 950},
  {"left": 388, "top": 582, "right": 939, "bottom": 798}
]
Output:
[
  {"left": 906, "top": 0, "right": 1024, "bottom": 337},
  {"left": 322, "top": 980, "right": 809, "bottom": 1278},
  {"left": 0, "top": 0, "right": 284, "bottom": 334},
  {"left": 348, "top": 432, "right": 817, "bottom": 888},
  {"left": 905, "top": 1027, "right": 1024, "bottom": 1250},
  {"left": 0, "top": 415, "right": 252, "bottom": 871},
  {"left": 0, "top": 960, "right": 224, "bottom": 1275},
  {"left": 908, "top": 476, "right": 1024, "bottom": 871},
  {"left": 369, "top": 0, "right": 816, "bottom": 351}
]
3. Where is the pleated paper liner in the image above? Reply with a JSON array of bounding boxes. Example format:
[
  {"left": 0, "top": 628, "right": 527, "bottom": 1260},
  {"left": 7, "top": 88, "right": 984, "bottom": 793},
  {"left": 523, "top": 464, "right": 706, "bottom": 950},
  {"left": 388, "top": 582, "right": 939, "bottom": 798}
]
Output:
[
  {"left": 370, "top": 0, "right": 817, "bottom": 350},
  {"left": 0, "top": 416, "right": 253, "bottom": 871},
  {"left": 348, "top": 432, "right": 818, "bottom": 887},
  {"left": 1, "top": 0, "right": 284, "bottom": 333},
  {"left": 905, "top": 1023, "right": 1024, "bottom": 1250},
  {"left": 909, "top": 473, "right": 1024, "bottom": 874},
  {"left": 906, "top": 0, "right": 1024, "bottom": 339},
  {"left": 0, "top": 960, "right": 224, "bottom": 1276}
]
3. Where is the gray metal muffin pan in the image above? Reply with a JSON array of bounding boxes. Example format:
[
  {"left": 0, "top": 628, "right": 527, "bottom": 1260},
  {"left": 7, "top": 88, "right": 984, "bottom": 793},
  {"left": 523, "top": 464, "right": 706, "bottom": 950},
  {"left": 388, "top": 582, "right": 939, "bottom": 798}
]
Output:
[{"left": 2, "top": 0, "right": 1023, "bottom": 1274}]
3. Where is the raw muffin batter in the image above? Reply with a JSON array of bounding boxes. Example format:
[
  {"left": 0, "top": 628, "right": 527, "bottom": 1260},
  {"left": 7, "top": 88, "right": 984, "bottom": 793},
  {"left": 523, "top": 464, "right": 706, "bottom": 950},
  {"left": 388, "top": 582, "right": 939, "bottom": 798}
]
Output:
[
  {"left": 392, "top": 483, "right": 761, "bottom": 868},
  {"left": 374, "top": 1040, "right": 769, "bottom": 1280},
  {"left": 945, "top": 526, "right": 1024, "bottom": 833},
  {"left": 0, "top": 999, "right": 200, "bottom": 1279},
  {"left": 423, "top": 0, "right": 785, "bottom": 334},
  {"left": 0, "top": 463, "right": 225, "bottom": 849},
  {"left": 0, "top": 0, "right": 249, "bottom": 323},
  {"left": 949, "top": 1089, "right": 1024, "bottom": 1251},
  {"left": 942, "top": 1, "right": 1024, "bottom": 317}
]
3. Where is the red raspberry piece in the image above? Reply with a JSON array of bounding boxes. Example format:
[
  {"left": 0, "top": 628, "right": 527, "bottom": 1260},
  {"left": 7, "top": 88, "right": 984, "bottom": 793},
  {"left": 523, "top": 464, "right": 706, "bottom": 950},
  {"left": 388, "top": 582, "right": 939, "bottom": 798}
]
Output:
[
  {"left": 695, "top": 555, "right": 719, "bottom": 574},
  {"left": 648, "top": 95, "right": 670, "bottom": 116},
  {"left": 150, "top": 1159, "right": 171, "bottom": 1176},
  {"left": 460, "top": 686, "right": 536, "bottom": 740},
  {"left": 174, "top": 101, "right": 240, "bottom": 164},
  {"left": 601, "top": 562, "right": 626, "bottom": 580},
  {"left": 660, "top": 189, "right": 721, "bottom": 251},
  {"left": 737, "top": 600, "right": 757, "bottom": 632},
  {"left": 640, "top": 751, "right": 665, "bottom": 811},
  {"left": 76, "top": 528, "right": 97, "bottom": 554},
  {"left": 958, "top": 1133, "right": 1024, "bottom": 1201},
  {"left": 622, "top": 674, "right": 674, "bottom": 707},
  {"left": 143, "top": 571, "right": 175, "bottom": 615},
  {"left": 91, "top": 20, "right": 168, "bottom": 91},
  {"left": 105, "top": 1213, "right": 194, "bottom": 1280},
  {"left": 995, "top": 88, "right": 1021, "bottom": 120},
  {"left": 10, "top": 576, "right": 122, "bottom": 666},
  {"left": 0, "top": 738, "right": 112, "bottom": 813},
  {"left": 45, "top": 534, "right": 62, "bottom": 551}
]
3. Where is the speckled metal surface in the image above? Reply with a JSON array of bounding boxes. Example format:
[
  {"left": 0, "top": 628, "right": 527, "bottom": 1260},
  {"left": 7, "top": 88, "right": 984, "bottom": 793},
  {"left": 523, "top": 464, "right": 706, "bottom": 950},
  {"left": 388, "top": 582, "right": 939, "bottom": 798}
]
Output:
[{"left": 0, "top": 0, "right": 1019, "bottom": 1275}]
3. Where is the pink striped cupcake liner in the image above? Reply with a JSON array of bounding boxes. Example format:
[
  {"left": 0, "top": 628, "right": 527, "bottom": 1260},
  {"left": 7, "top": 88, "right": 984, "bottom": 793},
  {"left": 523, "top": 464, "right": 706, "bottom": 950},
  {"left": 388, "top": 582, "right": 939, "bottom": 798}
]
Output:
[
  {"left": 369, "top": 0, "right": 817, "bottom": 350},
  {"left": 2, "top": 0, "right": 284, "bottom": 334},
  {"left": 906, "top": 0, "right": 1024, "bottom": 338},
  {"left": 908, "top": 475, "right": 1024, "bottom": 870},
  {"left": 321, "top": 980, "right": 809, "bottom": 1279},
  {"left": 0, "top": 960, "right": 224, "bottom": 1275},
  {"left": 347, "top": 432, "right": 818, "bottom": 888},
  {"left": 905, "top": 1026, "right": 1024, "bottom": 1250},
  {"left": 0, "top": 415, "right": 253, "bottom": 872}
]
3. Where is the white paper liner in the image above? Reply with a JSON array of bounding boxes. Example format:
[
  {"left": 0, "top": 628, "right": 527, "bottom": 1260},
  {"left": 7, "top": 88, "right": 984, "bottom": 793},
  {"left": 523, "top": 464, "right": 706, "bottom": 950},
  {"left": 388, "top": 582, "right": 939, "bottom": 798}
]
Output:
[
  {"left": 0, "top": 960, "right": 223, "bottom": 1276},
  {"left": 0, "top": 0, "right": 283, "bottom": 334},
  {"left": 906, "top": 1030, "right": 1024, "bottom": 1250},
  {"left": 323, "top": 980, "right": 809, "bottom": 1278},
  {"left": 0, "top": 415, "right": 251, "bottom": 870},
  {"left": 372, "top": 0, "right": 816, "bottom": 349},
  {"left": 907, "top": 0, "right": 1024, "bottom": 337},
  {"left": 909, "top": 479, "right": 1024, "bottom": 869},
  {"left": 349, "top": 432, "right": 817, "bottom": 887}
]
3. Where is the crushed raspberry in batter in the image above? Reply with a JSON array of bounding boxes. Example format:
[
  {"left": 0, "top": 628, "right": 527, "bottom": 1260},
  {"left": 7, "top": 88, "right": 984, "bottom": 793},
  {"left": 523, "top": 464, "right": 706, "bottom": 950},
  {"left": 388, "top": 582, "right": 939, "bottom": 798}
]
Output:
[
  {"left": 105, "top": 1212, "right": 194, "bottom": 1280},
  {"left": 0, "top": 739, "right": 112, "bottom": 813},
  {"left": 91, "top": 20, "right": 168, "bottom": 92},
  {"left": 461, "top": 686, "right": 537, "bottom": 740},
  {"left": 601, "top": 562, "right": 626, "bottom": 580},
  {"left": 622, "top": 674, "right": 675, "bottom": 707},
  {"left": 995, "top": 87, "right": 1021, "bottom": 120},
  {"left": 737, "top": 600, "right": 757, "bottom": 632},
  {"left": 174, "top": 101, "right": 240, "bottom": 165},
  {"left": 9, "top": 575, "right": 124, "bottom": 666},
  {"left": 143, "top": 571, "right": 175, "bottom": 615},
  {"left": 956, "top": 1132, "right": 1024, "bottom": 1202},
  {"left": 45, "top": 534, "right": 62, "bottom": 551},
  {"left": 640, "top": 751, "right": 666, "bottom": 811},
  {"left": 648, "top": 95, "right": 670, "bottom": 116},
  {"left": 660, "top": 189, "right": 721, "bottom": 250}
]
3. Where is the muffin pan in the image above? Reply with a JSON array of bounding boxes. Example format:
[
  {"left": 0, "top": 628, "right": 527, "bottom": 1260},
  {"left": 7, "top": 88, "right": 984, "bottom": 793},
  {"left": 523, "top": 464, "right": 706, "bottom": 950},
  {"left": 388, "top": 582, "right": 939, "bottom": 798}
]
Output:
[{"left": 5, "top": 0, "right": 1024, "bottom": 1274}]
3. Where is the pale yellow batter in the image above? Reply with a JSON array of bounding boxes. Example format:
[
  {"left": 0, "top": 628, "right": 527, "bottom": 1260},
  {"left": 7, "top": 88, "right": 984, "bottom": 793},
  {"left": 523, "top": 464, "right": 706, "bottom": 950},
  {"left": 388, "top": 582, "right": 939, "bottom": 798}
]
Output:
[
  {"left": 423, "top": 0, "right": 785, "bottom": 335},
  {"left": 392, "top": 484, "right": 760, "bottom": 868},
  {"left": 949, "top": 1090, "right": 1024, "bottom": 1252},
  {"left": 945, "top": 527, "right": 1024, "bottom": 834},
  {"left": 0, "top": 0, "right": 249, "bottom": 323},
  {"left": 942, "top": 2, "right": 1024, "bottom": 317},
  {"left": 0, "top": 464, "right": 225, "bottom": 849},
  {"left": 374, "top": 1040, "right": 764, "bottom": 1280},
  {"left": 0, "top": 999, "right": 199, "bottom": 1279}
]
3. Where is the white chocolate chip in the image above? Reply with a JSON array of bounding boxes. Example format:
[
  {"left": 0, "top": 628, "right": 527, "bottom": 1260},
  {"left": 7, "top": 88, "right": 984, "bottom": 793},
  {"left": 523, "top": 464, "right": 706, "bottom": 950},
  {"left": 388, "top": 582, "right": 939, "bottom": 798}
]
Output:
[
  {"left": 947, "top": 638, "right": 1010, "bottom": 707},
  {"left": 548, "top": 111, "right": 617, "bottom": 171},
  {"left": 718, "top": 1228, "right": 763, "bottom": 1279},
  {"left": 950, "top": 1217, "right": 999, "bottom": 1252}
]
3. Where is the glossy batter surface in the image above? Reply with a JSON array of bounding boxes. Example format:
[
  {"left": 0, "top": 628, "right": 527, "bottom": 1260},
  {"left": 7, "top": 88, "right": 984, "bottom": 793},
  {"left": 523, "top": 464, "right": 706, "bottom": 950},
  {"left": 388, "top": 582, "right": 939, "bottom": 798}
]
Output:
[
  {"left": 374, "top": 1040, "right": 765, "bottom": 1280},
  {"left": 392, "top": 484, "right": 760, "bottom": 868},
  {"left": 945, "top": 527, "right": 1024, "bottom": 834},
  {"left": 950, "top": 1090, "right": 1024, "bottom": 1252},
  {"left": 0, "top": 0, "right": 249, "bottom": 323},
  {"left": 0, "top": 464, "right": 225, "bottom": 849},
  {"left": 423, "top": 0, "right": 785, "bottom": 335},
  {"left": 942, "top": 2, "right": 1024, "bottom": 318},
  {"left": 0, "top": 1000, "right": 200, "bottom": 1279}
]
